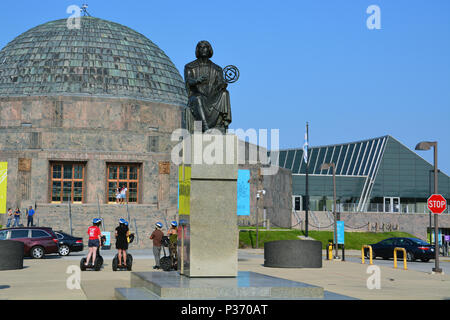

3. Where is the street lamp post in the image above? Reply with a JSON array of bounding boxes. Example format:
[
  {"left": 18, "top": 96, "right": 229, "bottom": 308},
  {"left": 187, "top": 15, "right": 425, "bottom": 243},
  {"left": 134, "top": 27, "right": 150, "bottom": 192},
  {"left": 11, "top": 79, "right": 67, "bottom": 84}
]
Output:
[
  {"left": 321, "top": 162, "right": 338, "bottom": 259},
  {"left": 415, "top": 141, "right": 442, "bottom": 274}
]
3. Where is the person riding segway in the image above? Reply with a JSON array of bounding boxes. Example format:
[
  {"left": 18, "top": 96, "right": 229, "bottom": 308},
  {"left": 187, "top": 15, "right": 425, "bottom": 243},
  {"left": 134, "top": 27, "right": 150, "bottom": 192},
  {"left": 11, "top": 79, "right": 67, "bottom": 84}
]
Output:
[
  {"left": 112, "top": 219, "right": 134, "bottom": 271},
  {"left": 80, "top": 218, "right": 104, "bottom": 271},
  {"left": 167, "top": 221, "right": 178, "bottom": 270}
]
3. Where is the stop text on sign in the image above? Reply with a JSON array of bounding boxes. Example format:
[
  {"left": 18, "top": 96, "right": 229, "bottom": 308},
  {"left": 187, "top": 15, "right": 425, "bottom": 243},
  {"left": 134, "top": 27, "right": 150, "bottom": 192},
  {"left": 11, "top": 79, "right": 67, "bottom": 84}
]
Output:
[{"left": 428, "top": 200, "right": 446, "bottom": 208}]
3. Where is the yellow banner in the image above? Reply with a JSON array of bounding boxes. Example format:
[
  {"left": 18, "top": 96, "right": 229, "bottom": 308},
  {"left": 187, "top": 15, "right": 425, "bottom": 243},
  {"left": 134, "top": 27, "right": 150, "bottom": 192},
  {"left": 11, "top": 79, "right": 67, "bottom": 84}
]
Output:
[
  {"left": 0, "top": 162, "right": 7, "bottom": 214},
  {"left": 178, "top": 165, "right": 191, "bottom": 215}
]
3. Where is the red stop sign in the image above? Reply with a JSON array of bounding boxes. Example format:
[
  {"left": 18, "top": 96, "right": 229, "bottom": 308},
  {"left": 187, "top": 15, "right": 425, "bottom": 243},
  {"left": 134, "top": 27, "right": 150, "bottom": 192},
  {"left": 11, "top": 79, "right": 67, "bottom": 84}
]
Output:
[{"left": 427, "top": 194, "right": 447, "bottom": 214}]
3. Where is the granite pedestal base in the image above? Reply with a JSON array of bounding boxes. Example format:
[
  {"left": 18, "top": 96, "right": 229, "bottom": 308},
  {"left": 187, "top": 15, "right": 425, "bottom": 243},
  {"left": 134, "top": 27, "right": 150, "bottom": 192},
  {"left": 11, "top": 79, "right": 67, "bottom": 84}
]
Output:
[
  {"left": 116, "top": 271, "right": 324, "bottom": 300},
  {"left": 264, "top": 240, "right": 322, "bottom": 268}
]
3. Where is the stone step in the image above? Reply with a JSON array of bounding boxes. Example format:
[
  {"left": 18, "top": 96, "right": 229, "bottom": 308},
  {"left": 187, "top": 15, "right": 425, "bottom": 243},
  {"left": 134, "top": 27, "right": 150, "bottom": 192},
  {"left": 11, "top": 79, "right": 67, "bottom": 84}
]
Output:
[
  {"left": 128, "top": 271, "right": 324, "bottom": 299},
  {"left": 115, "top": 287, "right": 159, "bottom": 300}
]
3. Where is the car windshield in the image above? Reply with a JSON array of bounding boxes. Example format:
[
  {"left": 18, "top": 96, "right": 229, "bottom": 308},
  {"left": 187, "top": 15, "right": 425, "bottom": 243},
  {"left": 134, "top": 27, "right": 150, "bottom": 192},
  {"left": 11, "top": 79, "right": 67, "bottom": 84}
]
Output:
[{"left": 410, "top": 238, "right": 430, "bottom": 246}]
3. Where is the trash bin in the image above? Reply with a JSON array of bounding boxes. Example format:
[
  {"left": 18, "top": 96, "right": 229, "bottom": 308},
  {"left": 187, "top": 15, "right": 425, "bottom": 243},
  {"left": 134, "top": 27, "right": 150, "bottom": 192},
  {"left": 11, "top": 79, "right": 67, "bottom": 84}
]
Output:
[{"left": 0, "top": 240, "right": 24, "bottom": 270}]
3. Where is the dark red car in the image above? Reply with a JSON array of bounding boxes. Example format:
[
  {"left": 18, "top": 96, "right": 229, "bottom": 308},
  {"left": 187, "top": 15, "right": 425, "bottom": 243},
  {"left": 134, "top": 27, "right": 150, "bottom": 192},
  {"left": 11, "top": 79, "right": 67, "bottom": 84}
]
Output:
[{"left": 0, "top": 227, "right": 59, "bottom": 259}]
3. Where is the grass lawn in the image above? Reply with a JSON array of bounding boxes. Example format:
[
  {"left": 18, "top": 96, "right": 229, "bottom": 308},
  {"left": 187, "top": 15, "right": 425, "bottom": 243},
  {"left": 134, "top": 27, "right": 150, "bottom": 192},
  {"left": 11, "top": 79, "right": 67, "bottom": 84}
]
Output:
[{"left": 239, "top": 229, "right": 416, "bottom": 249}]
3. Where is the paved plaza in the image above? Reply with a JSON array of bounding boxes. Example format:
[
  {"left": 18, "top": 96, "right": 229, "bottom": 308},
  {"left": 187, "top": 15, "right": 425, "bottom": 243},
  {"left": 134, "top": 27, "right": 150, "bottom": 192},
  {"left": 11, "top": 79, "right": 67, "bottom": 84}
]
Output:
[{"left": 1, "top": 249, "right": 449, "bottom": 300}]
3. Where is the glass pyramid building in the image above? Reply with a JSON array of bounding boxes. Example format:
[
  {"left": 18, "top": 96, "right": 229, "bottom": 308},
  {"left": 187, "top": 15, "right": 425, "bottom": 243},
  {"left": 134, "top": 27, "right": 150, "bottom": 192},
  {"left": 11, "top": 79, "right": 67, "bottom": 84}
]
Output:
[{"left": 278, "top": 135, "right": 450, "bottom": 213}]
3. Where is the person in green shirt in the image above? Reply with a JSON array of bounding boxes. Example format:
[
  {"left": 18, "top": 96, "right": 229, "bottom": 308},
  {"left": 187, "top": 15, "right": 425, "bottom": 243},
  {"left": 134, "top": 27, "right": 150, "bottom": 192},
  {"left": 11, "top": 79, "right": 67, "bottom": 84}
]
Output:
[{"left": 167, "top": 221, "right": 178, "bottom": 270}]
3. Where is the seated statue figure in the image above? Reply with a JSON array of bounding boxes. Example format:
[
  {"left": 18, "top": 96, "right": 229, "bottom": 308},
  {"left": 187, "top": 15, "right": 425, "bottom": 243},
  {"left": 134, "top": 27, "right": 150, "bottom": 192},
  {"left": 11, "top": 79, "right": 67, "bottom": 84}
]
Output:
[{"left": 184, "top": 40, "right": 232, "bottom": 133}]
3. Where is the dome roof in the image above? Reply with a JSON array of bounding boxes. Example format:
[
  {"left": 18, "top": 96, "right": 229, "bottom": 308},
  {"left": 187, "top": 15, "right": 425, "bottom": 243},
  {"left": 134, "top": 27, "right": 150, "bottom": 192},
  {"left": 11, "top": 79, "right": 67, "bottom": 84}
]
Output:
[{"left": 0, "top": 17, "right": 187, "bottom": 106}]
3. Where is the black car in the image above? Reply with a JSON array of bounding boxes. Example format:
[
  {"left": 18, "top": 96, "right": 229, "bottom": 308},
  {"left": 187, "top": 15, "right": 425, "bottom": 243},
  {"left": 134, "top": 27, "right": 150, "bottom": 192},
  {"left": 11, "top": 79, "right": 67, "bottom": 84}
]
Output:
[
  {"left": 364, "top": 237, "right": 435, "bottom": 262},
  {"left": 54, "top": 231, "right": 83, "bottom": 256}
]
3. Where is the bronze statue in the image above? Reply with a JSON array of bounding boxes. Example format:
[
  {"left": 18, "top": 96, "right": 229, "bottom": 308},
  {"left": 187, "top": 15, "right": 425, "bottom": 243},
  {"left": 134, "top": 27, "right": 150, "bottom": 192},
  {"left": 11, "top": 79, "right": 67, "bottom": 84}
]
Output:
[{"left": 184, "top": 41, "right": 232, "bottom": 133}]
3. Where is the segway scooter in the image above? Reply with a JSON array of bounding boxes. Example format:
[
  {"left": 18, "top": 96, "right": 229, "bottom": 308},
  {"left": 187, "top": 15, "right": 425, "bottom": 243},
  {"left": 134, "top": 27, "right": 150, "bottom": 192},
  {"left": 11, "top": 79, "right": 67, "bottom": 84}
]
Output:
[
  {"left": 112, "top": 233, "right": 134, "bottom": 271},
  {"left": 80, "top": 235, "right": 106, "bottom": 272},
  {"left": 160, "top": 236, "right": 173, "bottom": 272}
]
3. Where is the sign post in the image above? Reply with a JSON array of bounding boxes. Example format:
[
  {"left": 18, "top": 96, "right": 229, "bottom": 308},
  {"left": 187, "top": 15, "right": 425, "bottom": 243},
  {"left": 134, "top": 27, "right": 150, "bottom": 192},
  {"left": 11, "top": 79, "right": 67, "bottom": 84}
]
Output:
[
  {"left": 337, "top": 221, "right": 345, "bottom": 261},
  {"left": 427, "top": 194, "right": 447, "bottom": 273}
]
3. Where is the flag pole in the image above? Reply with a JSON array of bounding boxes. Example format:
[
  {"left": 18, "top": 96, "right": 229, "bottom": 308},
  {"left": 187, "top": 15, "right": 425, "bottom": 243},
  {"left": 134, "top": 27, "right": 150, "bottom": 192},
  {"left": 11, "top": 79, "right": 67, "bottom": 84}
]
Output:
[{"left": 305, "top": 122, "right": 309, "bottom": 237}]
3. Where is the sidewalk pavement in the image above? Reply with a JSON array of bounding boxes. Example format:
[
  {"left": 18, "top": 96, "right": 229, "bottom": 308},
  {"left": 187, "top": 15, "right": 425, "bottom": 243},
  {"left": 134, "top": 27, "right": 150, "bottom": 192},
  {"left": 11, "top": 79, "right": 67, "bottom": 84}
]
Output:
[{"left": 0, "top": 249, "right": 449, "bottom": 300}]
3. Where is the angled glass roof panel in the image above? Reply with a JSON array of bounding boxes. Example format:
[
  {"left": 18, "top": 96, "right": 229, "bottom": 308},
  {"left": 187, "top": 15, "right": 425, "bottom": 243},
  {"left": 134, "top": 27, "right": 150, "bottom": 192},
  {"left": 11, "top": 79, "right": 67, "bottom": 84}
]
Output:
[
  {"left": 368, "top": 137, "right": 387, "bottom": 178},
  {"left": 306, "top": 148, "right": 318, "bottom": 174},
  {"left": 290, "top": 150, "right": 298, "bottom": 171},
  {"left": 313, "top": 147, "right": 326, "bottom": 174},
  {"left": 329, "top": 145, "right": 340, "bottom": 174},
  {"left": 336, "top": 144, "right": 348, "bottom": 175},
  {"left": 358, "top": 140, "right": 373, "bottom": 175},
  {"left": 343, "top": 143, "right": 356, "bottom": 175},
  {"left": 320, "top": 146, "right": 334, "bottom": 174},
  {"left": 363, "top": 138, "right": 380, "bottom": 176},
  {"left": 284, "top": 150, "right": 295, "bottom": 170},
  {"left": 292, "top": 149, "right": 303, "bottom": 174},
  {"left": 353, "top": 141, "right": 368, "bottom": 175},
  {"left": 279, "top": 150, "right": 287, "bottom": 168}
]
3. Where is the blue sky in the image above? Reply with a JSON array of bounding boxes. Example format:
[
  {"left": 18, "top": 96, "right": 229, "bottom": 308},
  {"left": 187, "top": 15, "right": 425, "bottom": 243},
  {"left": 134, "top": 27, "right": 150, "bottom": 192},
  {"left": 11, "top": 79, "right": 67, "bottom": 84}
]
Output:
[{"left": 1, "top": 0, "right": 449, "bottom": 173}]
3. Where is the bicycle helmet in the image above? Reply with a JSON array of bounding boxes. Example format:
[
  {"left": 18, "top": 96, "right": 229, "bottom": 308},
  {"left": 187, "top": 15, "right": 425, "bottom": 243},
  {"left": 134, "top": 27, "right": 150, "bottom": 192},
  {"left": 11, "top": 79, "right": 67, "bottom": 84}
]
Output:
[
  {"left": 93, "top": 218, "right": 102, "bottom": 224},
  {"left": 119, "top": 218, "right": 127, "bottom": 225},
  {"left": 171, "top": 221, "right": 178, "bottom": 227},
  {"left": 155, "top": 222, "right": 163, "bottom": 229}
]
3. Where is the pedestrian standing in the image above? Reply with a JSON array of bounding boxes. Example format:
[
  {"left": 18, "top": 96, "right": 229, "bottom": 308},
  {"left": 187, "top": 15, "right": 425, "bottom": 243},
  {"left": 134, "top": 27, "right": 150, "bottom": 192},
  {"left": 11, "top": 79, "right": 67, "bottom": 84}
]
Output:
[
  {"left": 6, "top": 208, "right": 13, "bottom": 227},
  {"left": 150, "top": 222, "right": 164, "bottom": 269},
  {"left": 27, "top": 206, "right": 35, "bottom": 227},
  {"left": 115, "top": 187, "right": 121, "bottom": 204},
  {"left": 13, "top": 208, "right": 21, "bottom": 227},
  {"left": 120, "top": 186, "right": 127, "bottom": 204}
]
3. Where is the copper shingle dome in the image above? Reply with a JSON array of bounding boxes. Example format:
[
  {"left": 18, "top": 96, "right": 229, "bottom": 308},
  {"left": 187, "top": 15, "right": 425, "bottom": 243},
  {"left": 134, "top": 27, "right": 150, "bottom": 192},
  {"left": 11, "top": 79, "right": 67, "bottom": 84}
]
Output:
[{"left": 0, "top": 17, "right": 187, "bottom": 106}]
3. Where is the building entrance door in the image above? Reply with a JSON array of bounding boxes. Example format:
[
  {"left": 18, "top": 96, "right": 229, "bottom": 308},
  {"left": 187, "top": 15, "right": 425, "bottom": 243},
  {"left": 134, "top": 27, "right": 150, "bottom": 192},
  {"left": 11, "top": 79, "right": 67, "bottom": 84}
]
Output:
[{"left": 384, "top": 197, "right": 400, "bottom": 213}]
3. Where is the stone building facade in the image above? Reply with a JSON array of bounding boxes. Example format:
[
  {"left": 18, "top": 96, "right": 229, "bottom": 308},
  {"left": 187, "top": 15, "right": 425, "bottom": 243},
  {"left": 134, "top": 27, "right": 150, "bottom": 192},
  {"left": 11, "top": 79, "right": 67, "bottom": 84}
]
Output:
[{"left": 0, "top": 17, "right": 293, "bottom": 248}]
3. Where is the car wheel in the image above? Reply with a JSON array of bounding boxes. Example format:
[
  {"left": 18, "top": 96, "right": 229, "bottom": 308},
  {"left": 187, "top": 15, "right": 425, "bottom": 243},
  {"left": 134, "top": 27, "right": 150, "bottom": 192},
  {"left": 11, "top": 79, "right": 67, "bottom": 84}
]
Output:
[
  {"left": 382, "top": 256, "right": 389, "bottom": 260},
  {"left": 58, "top": 245, "right": 70, "bottom": 256},
  {"left": 31, "top": 246, "right": 45, "bottom": 259},
  {"left": 407, "top": 251, "right": 415, "bottom": 262}
]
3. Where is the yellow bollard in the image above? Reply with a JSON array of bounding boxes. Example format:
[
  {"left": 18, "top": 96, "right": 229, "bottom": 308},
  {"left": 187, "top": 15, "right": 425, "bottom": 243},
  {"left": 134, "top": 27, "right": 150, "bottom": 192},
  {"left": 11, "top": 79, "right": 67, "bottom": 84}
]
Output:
[
  {"left": 393, "top": 247, "right": 407, "bottom": 270},
  {"left": 328, "top": 242, "right": 333, "bottom": 260},
  {"left": 361, "top": 245, "right": 373, "bottom": 265}
]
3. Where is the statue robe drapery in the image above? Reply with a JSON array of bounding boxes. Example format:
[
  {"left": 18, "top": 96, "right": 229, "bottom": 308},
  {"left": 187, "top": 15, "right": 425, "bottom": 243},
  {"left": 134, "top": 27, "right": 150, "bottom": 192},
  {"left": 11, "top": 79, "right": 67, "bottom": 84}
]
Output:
[{"left": 184, "top": 59, "right": 231, "bottom": 133}]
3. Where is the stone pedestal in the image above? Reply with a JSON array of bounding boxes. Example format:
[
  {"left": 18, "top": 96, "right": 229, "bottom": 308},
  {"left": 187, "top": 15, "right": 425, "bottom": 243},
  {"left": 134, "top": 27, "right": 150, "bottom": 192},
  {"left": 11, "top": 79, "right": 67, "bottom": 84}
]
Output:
[
  {"left": 116, "top": 271, "right": 324, "bottom": 299},
  {"left": 178, "top": 133, "right": 238, "bottom": 277}
]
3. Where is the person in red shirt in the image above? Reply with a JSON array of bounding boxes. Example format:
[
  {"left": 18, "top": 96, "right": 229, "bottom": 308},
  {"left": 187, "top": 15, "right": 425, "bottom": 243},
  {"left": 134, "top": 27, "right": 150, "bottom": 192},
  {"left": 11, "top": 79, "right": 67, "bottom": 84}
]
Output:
[{"left": 86, "top": 218, "right": 102, "bottom": 267}]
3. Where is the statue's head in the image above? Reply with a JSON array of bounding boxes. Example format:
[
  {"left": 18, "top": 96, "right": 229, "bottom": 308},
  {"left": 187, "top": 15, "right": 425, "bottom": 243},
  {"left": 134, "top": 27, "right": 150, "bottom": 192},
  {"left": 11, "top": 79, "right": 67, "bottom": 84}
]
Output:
[{"left": 195, "top": 41, "right": 213, "bottom": 59}]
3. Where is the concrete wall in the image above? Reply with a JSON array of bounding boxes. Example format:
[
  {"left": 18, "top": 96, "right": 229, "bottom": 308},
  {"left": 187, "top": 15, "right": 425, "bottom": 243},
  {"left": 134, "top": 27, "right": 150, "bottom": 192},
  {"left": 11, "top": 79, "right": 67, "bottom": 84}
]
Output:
[
  {"left": 238, "top": 166, "right": 292, "bottom": 229},
  {"left": 291, "top": 210, "right": 450, "bottom": 240}
]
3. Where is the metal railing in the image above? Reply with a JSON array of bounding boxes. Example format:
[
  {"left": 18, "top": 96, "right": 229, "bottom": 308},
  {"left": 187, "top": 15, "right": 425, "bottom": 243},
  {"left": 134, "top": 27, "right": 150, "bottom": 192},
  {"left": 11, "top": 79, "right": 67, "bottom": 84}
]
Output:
[{"left": 300, "top": 202, "right": 449, "bottom": 214}]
